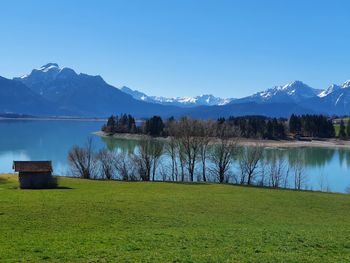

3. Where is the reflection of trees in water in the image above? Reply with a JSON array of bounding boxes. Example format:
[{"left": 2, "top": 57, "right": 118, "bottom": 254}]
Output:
[
  {"left": 101, "top": 138, "right": 344, "bottom": 175},
  {"left": 263, "top": 148, "right": 335, "bottom": 168},
  {"left": 338, "top": 149, "right": 350, "bottom": 167},
  {"left": 101, "top": 137, "right": 139, "bottom": 154},
  {"left": 101, "top": 137, "right": 167, "bottom": 156},
  {"left": 263, "top": 148, "right": 286, "bottom": 163},
  {"left": 302, "top": 148, "right": 335, "bottom": 167}
]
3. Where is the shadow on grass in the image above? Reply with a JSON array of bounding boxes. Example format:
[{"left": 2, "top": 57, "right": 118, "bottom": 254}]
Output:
[
  {"left": 109, "top": 180, "right": 213, "bottom": 186},
  {"left": 18, "top": 186, "right": 74, "bottom": 190},
  {"left": 162, "top": 181, "right": 213, "bottom": 186},
  {"left": 55, "top": 186, "right": 73, "bottom": 190},
  {"left": 0, "top": 178, "right": 7, "bottom": 184}
]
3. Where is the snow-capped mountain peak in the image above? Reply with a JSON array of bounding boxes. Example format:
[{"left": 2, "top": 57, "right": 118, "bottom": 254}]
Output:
[
  {"left": 14, "top": 63, "right": 80, "bottom": 97},
  {"left": 39, "top": 63, "right": 60, "bottom": 72},
  {"left": 281, "top": 80, "right": 318, "bottom": 93},
  {"left": 19, "top": 63, "right": 60, "bottom": 79},
  {"left": 239, "top": 80, "right": 321, "bottom": 104},
  {"left": 318, "top": 84, "right": 341, "bottom": 98},
  {"left": 342, "top": 80, "right": 350, "bottom": 89}
]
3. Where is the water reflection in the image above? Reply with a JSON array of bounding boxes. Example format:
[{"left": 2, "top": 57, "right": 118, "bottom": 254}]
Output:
[
  {"left": 103, "top": 139, "right": 350, "bottom": 193},
  {"left": 0, "top": 120, "right": 106, "bottom": 173},
  {"left": 263, "top": 147, "right": 335, "bottom": 168},
  {"left": 101, "top": 137, "right": 138, "bottom": 154},
  {"left": 338, "top": 149, "right": 350, "bottom": 167}
]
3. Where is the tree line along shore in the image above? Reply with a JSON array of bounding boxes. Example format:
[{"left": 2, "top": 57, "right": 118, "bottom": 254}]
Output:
[
  {"left": 102, "top": 114, "right": 349, "bottom": 140},
  {"left": 99, "top": 114, "right": 350, "bottom": 149}
]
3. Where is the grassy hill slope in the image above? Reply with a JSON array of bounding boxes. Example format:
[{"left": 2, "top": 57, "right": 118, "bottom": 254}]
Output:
[{"left": 1, "top": 174, "right": 350, "bottom": 262}]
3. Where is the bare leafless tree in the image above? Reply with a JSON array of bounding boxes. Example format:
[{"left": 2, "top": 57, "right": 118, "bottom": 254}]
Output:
[
  {"left": 177, "top": 118, "right": 202, "bottom": 182},
  {"left": 133, "top": 137, "right": 153, "bottom": 181},
  {"left": 159, "top": 164, "right": 169, "bottom": 181},
  {"left": 150, "top": 140, "right": 163, "bottom": 181},
  {"left": 177, "top": 141, "right": 186, "bottom": 181},
  {"left": 96, "top": 148, "right": 115, "bottom": 180},
  {"left": 68, "top": 137, "right": 98, "bottom": 179},
  {"left": 283, "top": 166, "right": 290, "bottom": 189},
  {"left": 164, "top": 136, "right": 178, "bottom": 181},
  {"left": 257, "top": 160, "right": 267, "bottom": 186},
  {"left": 198, "top": 121, "right": 214, "bottom": 182},
  {"left": 132, "top": 137, "right": 163, "bottom": 181},
  {"left": 268, "top": 157, "right": 288, "bottom": 188},
  {"left": 114, "top": 152, "right": 138, "bottom": 181},
  {"left": 238, "top": 144, "right": 263, "bottom": 185},
  {"left": 292, "top": 154, "right": 306, "bottom": 190},
  {"left": 210, "top": 137, "right": 238, "bottom": 183}
]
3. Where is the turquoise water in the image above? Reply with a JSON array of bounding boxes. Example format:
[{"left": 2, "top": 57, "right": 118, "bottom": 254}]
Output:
[
  {"left": 1, "top": 120, "right": 350, "bottom": 193},
  {"left": 0, "top": 120, "right": 106, "bottom": 175}
]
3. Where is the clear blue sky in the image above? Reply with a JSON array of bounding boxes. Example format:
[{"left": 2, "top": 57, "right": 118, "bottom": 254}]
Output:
[{"left": 1, "top": 0, "right": 350, "bottom": 98}]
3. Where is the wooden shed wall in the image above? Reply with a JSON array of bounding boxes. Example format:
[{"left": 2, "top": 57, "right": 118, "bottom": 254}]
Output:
[{"left": 19, "top": 172, "right": 56, "bottom": 189}]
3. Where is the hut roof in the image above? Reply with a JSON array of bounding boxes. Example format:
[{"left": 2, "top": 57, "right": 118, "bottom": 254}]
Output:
[{"left": 13, "top": 161, "right": 52, "bottom": 173}]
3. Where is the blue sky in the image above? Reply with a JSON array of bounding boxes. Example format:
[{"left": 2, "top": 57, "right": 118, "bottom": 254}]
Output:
[{"left": 1, "top": 0, "right": 350, "bottom": 98}]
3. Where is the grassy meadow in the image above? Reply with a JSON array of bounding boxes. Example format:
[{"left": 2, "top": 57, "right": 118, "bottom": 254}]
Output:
[{"left": 1, "top": 174, "right": 350, "bottom": 262}]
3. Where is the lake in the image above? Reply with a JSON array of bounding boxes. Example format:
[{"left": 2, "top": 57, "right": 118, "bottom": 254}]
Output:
[{"left": 1, "top": 120, "right": 350, "bottom": 193}]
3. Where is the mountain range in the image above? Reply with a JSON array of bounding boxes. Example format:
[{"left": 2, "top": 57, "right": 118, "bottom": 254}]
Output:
[
  {"left": 120, "top": 86, "right": 234, "bottom": 107},
  {"left": 1, "top": 63, "right": 350, "bottom": 118}
]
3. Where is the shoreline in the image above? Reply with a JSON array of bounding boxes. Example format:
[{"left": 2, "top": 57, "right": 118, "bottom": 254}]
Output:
[
  {"left": 0, "top": 117, "right": 107, "bottom": 122},
  {"left": 94, "top": 131, "right": 350, "bottom": 149}
]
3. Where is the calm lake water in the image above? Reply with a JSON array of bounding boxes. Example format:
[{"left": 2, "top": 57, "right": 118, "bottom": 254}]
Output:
[{"left": 1, "top": 120, "right": 350, "bottom": 193}]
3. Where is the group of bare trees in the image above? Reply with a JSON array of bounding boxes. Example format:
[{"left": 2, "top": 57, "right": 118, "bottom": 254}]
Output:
[
  {"left": 163, "top": 118, "right": 240, "bottom": 183},
  {"left": 68, "top": 138, "right": 98, "bottom": 179},
  {"left": 68, "top": 137, "right": 165, "bottom": 181},
  {"left": 235, "top": 148, "right": 308, "bottom": 190},
  {"left": 68, "top": 118, "right": 308, "bottom": 190}
]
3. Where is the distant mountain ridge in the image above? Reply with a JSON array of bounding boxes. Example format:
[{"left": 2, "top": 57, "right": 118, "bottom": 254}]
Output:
[
  {"left": 0, "top": 76, "right": 61, "bottom": 116},
  {"left": 0, "top": 63, "right": 349, "bottom": 118},
  {"left": 120, "top": 86, "right": 234, "bottom": 107},
  {"left": 12, "top": 63, "right": 183, "bottom": 117}
]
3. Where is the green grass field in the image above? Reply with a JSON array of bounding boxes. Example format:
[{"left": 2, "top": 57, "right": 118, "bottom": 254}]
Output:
[{"left": 1, "top": 174, "right": 350, "bottom": 262}]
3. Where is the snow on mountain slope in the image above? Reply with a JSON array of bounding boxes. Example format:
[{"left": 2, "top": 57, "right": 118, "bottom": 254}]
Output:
[
  {"left": 120, "top": 86, "right": 233, "bottom": 107},
  {"left": 316, "top": 80, "right": 350, "bottom": 115},
  {"left": 13, "top": 63, "right": 183, "bottom": 117},
  {"left": 15, "top": 63, "right": 79, "bottom": 96},
  {"left": 234, "top": 81, "right": 322, "bottom": 104},
  {"left": 318, "top": 84, "right": 341, "bottom": 98}
]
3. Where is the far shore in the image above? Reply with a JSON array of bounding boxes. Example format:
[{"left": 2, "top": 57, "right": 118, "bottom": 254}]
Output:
[{"left": 95, "top": 131, "right": 350, "bottom": 149}]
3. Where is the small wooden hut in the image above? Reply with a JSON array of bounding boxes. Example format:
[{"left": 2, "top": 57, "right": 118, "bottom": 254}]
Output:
[{"left": 13, "top": 161, "right": 57, "bottom": 189}]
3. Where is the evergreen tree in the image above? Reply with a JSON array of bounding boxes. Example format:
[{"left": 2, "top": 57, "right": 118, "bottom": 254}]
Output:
[
  {"left": 127, "top": 114, "right": 136, "bottom": 133},
  {"left": 289, "top": 114, "right": 301, "bottom": 133},
  {"left": 104, "top": 115, "right": 116, "bottom": 133},
  {"left": 102, "top": 114, "right": 137, "bottom": 134},
  {"left": 265, "top": 120, "right": 273, "bottom": 139},
  {"left": 145, "top": 116, "right": 164, "bottom": 136}
]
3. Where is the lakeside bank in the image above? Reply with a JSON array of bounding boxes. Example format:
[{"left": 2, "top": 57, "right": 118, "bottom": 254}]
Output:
[{"left": 95, "top": 131, "right": 350, "bottom": 149}]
